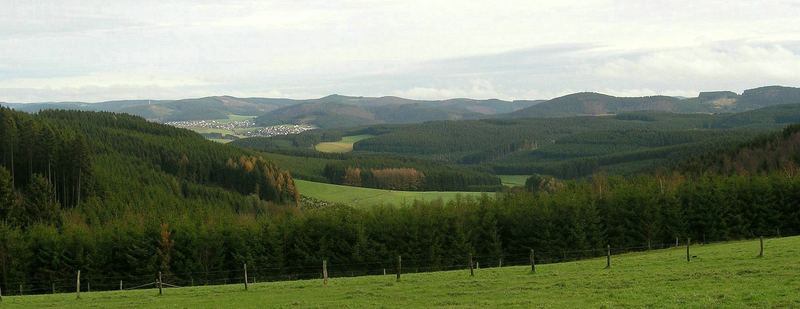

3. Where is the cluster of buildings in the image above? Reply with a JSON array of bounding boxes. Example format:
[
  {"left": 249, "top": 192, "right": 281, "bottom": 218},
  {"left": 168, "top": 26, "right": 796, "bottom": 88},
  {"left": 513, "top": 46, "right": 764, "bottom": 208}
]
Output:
[
  {"left": 241, "top": 124, "right": 316, "bottom": 137},
  {"left": 165, "top": 119, "right": 256, "bottom": 131}
]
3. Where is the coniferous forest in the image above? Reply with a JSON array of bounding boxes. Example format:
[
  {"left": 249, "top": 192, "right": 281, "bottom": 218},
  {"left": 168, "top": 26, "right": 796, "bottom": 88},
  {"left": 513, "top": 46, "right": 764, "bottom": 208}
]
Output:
[{"left": 1, "top": 107, "right": 799, "bottom": 294}]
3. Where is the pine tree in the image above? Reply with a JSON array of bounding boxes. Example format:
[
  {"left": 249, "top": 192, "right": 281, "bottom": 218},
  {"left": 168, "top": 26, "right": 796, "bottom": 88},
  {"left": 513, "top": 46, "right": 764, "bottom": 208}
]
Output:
[{"left": 0, "top": 167, "right": 14, "bottom": 220}]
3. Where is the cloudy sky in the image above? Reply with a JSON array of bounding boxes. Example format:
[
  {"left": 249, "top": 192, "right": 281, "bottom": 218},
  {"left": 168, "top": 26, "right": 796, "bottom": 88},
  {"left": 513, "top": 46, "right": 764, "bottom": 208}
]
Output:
[{"left": 2, "top": 0, "right": 800, "bottom": 102}]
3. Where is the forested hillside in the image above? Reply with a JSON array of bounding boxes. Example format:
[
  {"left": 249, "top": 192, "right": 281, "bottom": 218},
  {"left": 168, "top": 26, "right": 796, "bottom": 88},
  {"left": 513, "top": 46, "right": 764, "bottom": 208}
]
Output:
[
  {"left": 0, "top": 108, "right": 302, "bottom": 294},
  {"left": 679, "top": 123, "right": 800, "bottom": 176},
  {"left": 343, "top": 105, "right": 800, "bottom": 178},
  {"left": 2, "top": 106, "right": 800, "bottom": 296},
  {"left": 230, "top": 135, "right": 503, "bottom": 192},
  {"left": 234, "top": 105, "right": 800, "bottom": 182},
  {"left": 253, "top": 95, "right": 537, "bottom": 129},
  {"left": 508, "top": 85, "right": 800, "bottom": 118}
]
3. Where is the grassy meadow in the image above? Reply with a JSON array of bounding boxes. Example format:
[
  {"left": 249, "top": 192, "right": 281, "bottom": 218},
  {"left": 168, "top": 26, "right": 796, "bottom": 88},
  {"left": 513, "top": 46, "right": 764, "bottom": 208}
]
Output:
[
  {"left": 2, "top": 236, "right": 798, "bottom": 308},
  {"left": 498, "top": 175, "right": 530, "bottom": 187},
  {"left": 315, "top": 135, "right": 374, "bottom": 153},
  {"left": 295, "top": 179, "right": 488, "bottom": 207}
]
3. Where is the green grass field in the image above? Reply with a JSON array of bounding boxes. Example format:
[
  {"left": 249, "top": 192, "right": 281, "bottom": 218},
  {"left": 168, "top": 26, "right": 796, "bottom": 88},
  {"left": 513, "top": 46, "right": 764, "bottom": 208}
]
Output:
[
  {"left": 295, "top": 179, "right": 488, "bottom": 207},
  {"left": 498, "top": 175, "right": 530, "bottom": 187},
  {"left": 3, "top": 236, "right": 798, "bottom": 308},
  {"left": 315, "top": 135, "right": 374, "bottom": 153}
]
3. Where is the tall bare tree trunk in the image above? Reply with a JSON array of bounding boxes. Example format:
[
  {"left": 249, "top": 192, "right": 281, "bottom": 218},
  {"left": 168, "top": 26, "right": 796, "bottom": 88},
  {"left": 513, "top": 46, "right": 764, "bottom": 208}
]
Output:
[{"left": 76, "top": 167, "right": 81, "bottom": 207}]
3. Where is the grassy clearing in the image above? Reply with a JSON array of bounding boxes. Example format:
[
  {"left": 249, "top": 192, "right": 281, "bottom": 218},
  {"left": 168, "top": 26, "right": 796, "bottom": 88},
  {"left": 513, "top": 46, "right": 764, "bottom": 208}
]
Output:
[
  {"left": 315, "top": 135, "right": 374, "bottom": 153},
  {"left": 295, "top": 179, "right": 488, "bottom": 207},
  {"left": 4, "top": 236, "right": 798, "bottom": 308},
  {"left": 498, "top": 174, "right": 530, "bottom": 187}
]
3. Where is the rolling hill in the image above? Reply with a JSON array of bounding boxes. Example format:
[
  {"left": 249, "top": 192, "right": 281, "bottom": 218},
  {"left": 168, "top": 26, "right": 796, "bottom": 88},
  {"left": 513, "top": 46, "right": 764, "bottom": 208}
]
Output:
[
  {"left": 236, "top": 103, "right": 800, "bottom": 180},
  {"left": 1, "top": 95, "right": 538, "bottom": 126},
  {"left": 508, "top": 85, "right": 800, "bottom": 118},
  {"left": 0, "top": 96, "right": 297, "bottom": 122},
  {"left": 253, "top": 95, "right": 539, "bottom": 128},
  {"left": 4, "top": 85, "right": 798, "bottom": 129}
]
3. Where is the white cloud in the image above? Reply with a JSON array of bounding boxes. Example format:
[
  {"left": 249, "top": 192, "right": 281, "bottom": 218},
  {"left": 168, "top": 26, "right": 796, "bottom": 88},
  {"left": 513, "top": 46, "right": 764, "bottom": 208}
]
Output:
[
  {"left": 394, "top": 79, "right": 506, "bottom": 100},
  {"left": 1, "top": 0, "right": 799, "bottom": 102}
]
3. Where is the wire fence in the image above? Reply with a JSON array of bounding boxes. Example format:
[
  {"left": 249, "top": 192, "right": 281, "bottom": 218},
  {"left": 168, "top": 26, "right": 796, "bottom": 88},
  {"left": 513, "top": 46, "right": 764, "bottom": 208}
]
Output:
[{"left": 0, "top": 236, "right": 777, "bottom": 297}]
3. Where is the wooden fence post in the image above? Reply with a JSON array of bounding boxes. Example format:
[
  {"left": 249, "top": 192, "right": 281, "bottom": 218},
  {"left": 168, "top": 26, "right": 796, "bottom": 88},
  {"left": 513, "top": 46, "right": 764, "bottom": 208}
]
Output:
[
  {"left": 686, "top": 238, "right": 691, "bottom": 262},
  {"left": 322, "top": 260, "right": 328, "bottom": 286},
  {"left": 0, "top": 285, "right": 3, "bottom": 302},
  {"left": 759, "top": 236, "right": 764, "bottom": 257},
  {"left": 120, "top": 280, "right": 123, "bottom": 290},
  {"left": 499, "top": 258, "right": 503, "bottom": 268},
  {"left": 396, "top": 255, "right": 402, "bottom": 282},
  {"left": 19, "top": 284, "right": 22, "bottom": 296},
  {"left": 530, "top": 249, "right": 536, "bottom": 273},
  {"left": 158, "top": 271, "right": 163, "bottom": 296},
  {"left": 244, "top": 263, "right": 249, "bottom": 291},
  {"left": 469, "top": 253, "right": 474, "bottom": 277},
  {"left": 383, "top": 268, "right": 386, "bottom": 276},
  {"left": 605, "top": 245, "right": 611, "bottom": 269},
  {"left": 76, "top": 270, "right": 81, "bottom": 299},
  {"left": 675, "top": 237, "right": 678, "bottom": 247},
  {"left": 87, "top": 282, "right": 90, "bottom": 293}
]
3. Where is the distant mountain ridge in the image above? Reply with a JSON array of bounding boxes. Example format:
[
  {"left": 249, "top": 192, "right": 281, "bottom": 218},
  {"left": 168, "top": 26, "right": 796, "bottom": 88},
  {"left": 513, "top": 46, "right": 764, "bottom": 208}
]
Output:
[
  {"left": 507, "top": 86, "right": 800, "bottom": 118},
  {"left": 1, "top": 94, "right": 538, "bottom": 125},
  {"left": 253, "top": 94, "right": 541, "bottom": 128},
  {"left": 3, "top": 85, "right": 798, "bottom": 128}
]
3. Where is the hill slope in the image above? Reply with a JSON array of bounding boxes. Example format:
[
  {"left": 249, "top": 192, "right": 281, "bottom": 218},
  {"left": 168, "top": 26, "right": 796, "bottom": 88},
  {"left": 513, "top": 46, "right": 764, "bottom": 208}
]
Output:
[
  {"left": 254, "top": 95, "right": 537, "bottom": 128},
  {"left": 509, "top": 85, "right": 800, "bottom": 118},
  {"left": 4, "top": 236, "right": 798, "bottom": 308},
  {"left": 240, "top": 104, "right": 800, "bottom": 179},
  {"left": 680, "top": 122, "right": 800, "bottom": 175}
]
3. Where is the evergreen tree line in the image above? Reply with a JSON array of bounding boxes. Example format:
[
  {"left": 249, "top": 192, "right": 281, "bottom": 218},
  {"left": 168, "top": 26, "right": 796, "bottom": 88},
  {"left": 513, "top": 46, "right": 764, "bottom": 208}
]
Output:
[
  {"left": 34, "top": 110, "right": 299, "bottom": 205},
  {"left": 0, "top": 108, "right": 92, "bottom": 217},
  {"left": 323, "top": 158, "right": 501, "bottom": 191},
  {"left": 678, "top": 124, "right": 800, "bottom": 176},
  {"left": 1, "top": 172, "right": 797, "bottom": 294}
]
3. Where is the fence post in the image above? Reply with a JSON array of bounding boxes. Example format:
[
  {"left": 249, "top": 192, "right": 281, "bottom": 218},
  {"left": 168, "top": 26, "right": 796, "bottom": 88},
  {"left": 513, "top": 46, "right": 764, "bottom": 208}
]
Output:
[
  {"left": 675, "top": 237, "right": 678, "bottom": 247},
  {"left": 0, "top": 285, "right": 3, "bottom": 302},
  {"left": 383, "top": 268, "right": 386, "bottom": 276},
  {"left": 322, "top": 260, "right": 328, "bottom": 287},
  {"left": 499, "top": 258, "right": 503, "bottom": 268},
  {"left": 759, "top": 236, "right": 764, "bottom": 257},
  {"left": 120, "top": 280, "right": 123, "bottom": 290},
  {"left": 469, "top": 253, "right": 474, "bottom": 277},
  {"left": 158, "top": 271, "right": 163, "bottom": 296},
  {"left": 396, "top": 255, "right": 402, "bottom": 282},
  {"left": 19, "top": 284, "right": 22, "bottom": 296},
  {"left": 530, "top": 249, "right": 536, "bottom": 273},
  {"left": 244, "top": 263, "right": 249, "bottom": 291},
  {"left": 686, "top": 238, "right": 691, "bottom": 262},
  {"left": 52, "top": 282, "right": 55, "bottom": 294},
  {"left": 87, "top": 282, "right": 90, "bottom": 293},
  {"left": 76, "top": 270, "right": 81, "bottom": 299}
]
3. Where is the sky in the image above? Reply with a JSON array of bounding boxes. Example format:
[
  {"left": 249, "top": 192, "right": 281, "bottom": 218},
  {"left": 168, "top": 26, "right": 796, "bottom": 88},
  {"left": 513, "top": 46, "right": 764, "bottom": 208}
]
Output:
[{"left": 2, "top": 0, "right": 800, "bottom": 103}]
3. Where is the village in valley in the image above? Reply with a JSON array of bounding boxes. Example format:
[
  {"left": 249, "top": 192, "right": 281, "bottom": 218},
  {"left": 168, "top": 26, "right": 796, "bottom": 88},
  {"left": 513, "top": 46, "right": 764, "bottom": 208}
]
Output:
[{"left": 165, "top": 119, "right": 316, "bottom": 140}]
